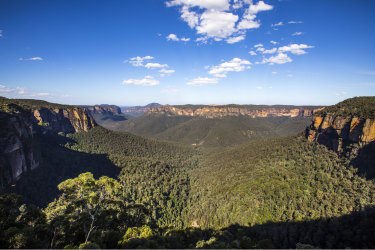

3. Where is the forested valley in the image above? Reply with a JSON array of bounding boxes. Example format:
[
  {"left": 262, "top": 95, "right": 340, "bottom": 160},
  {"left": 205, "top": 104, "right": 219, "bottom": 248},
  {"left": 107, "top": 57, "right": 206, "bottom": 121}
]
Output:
[{"left": 1, "top": 97, "right": 375, "bottom": 249}]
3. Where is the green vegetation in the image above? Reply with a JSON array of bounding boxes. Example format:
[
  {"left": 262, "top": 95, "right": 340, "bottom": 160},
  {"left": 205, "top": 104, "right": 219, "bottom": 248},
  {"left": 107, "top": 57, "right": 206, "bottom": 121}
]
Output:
[
  {"left": 108, "top": 114, "right": 312, "bottom": 147},
  {"left": 1, "top": 96, "right": 375, "bottom": 248},
  {"left": 0, "top": 96, "right": 73, "bottom": 112},
  {"left": 315, "top": 96, "right": 375, "bottom": 118},
  {"left": 186, "top": 135, "right": 375, "bottom": 228}
]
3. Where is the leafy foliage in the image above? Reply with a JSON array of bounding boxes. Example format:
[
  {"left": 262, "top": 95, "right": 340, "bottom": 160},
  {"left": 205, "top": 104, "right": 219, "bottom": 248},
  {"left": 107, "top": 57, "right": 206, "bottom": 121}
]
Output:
[{"left": 315, "top": 96, "right": 375, "bottom": 118}]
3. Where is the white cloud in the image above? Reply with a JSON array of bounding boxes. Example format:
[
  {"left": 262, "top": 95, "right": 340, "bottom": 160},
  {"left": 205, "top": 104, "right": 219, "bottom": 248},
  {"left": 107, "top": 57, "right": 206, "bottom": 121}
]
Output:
[
  {"left": 167, "top": 33, "right": 179, "bottom": 41},
  {"left": 159, "top": 68, "right": 175, "bottom": 77},
  {"left": 19, "top": 57, "right": 43, "bottom": 61},
  {"left": 263, "top": 47, "right": 277, "bottom": 54},
  {"left": 167, "top": 0, "right": 273, "bottom": 43},
  {"left": 166, "top": 33, "right": 190, "bottom": 41},
  {"left": 160, "top": 88, "right": 180, "bottom": 93},
  {"left": 262, "top": 52, "right": 292, "bottom": 65},
  {"left": 287, "top": 74, "right": 293, "bottom": 77},
  {"left": 237, "top": 13, "right": 260, "bottom": 30},
  {"left": 0, "top": 30, "right": 2, "bottom": 37},
  {"left": 248, "top": 1, "right": 273, "bottom": 14},
  {"left": 256, "top": 86, "right": 263, "bottom": 89},
  {"left": 122, "top": 76, "right": 160, "bottom": 86},
  {"left": 271, "top": 71, "right": 277, "bottom": 74},
  {"left": 254, "top": 43, "right": 263, "bottom": 48},
  {"left": 270, "top": 40, "right": 278, "bottom": 45},
  {"left": 256, "top": 47, "right": 265, "bottom": 52},
  {"left": 196, "top": 10, "right": 238, "bottom": 40},
  {"left": 127, "top": 56, "right": 154, "bottom": 67},
  {"left": 278, "top": 43, "right": 313, "bottom": 55},
  {"left": 144, "top": 62, "right": 168, "bottom": 69},
  {"left": 292, "top": 31, "right": 303, "bottom": 36},
  {"left": 208, "top": 57, "right": 251, "bottom": 77},
  {"left": 166, "top": 0, "right": 230, "bottom": 11},
  {"left": 226, "top": 35, "right": 245, "bottom": 44},
  {"left": 180, "top": 6, "right": 200, "bottom": 28},
  {"left": 271, "top": 21, "right": 283, "bottom": 27},
  {"left": 249, "top": 51, "right": 257, "bottom": 56},
  {"left": 187, "top": 77, "right": 219, "bottom": 86},
  {"left": 0, "top": 84, "right": 51, "bottom": 97},
  {"left": 288, "top": 20, "right": 303, "bottom": 24}
]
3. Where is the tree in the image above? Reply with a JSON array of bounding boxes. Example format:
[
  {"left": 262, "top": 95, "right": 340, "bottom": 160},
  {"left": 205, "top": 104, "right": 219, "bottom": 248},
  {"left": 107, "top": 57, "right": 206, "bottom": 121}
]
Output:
[{"left": 44, "top": 172, "right": 123, "bottom": 247}]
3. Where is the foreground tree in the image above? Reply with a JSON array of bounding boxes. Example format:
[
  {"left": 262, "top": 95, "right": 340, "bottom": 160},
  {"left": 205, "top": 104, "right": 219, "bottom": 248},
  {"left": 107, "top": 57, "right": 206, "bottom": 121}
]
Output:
[{"left": 44, "top": 172, "right": 150, "bottom": 248}]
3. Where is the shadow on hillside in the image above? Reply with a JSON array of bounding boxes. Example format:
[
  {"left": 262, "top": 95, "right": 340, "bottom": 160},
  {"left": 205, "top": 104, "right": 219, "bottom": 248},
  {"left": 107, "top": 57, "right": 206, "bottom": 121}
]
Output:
[
  {"left": 124, "top": 206, "right": 375, "bottom": 249},
  {"left": 13, "top": 134, "right": 121, "bottom": 208},
  {"left": 350, "top": 141, "right": 375, "bottom": 179}
]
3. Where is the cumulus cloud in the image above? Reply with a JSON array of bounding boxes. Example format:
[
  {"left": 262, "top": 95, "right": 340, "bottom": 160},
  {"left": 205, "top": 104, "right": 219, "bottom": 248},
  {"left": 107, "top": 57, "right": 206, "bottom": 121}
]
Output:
[
  {"left": 271, "top": 71, "right": 277, "bottom": 74},
  {"left": 122, "top": 76, "right": 160, "bottom": 86},
  {"left": 262, "top": 52, "right": 292, "bottom": 65},
  {"left": 256, "top": 47, "right": 265, "bottom": 52},
  {"left": 208, "top": 58, "right": 251, "bottom": 77},
  {"left": 263, "top": 47, "right": 277, "bottom": 54},
  {"left": 127, "top": 56, "right": 154, "bottom": 67},
  {"left": 166, "top": 0, "right": 273, "bottom": 44},
  {"left": 144, "top": 62, "right": 168, "bottom": 69},
  {"left": 159, "top": 68, "right": 175, "bottom": 77},
  {"left": 166, "top": 33, "right": 190, "bottom": 41},
  {"left": 0, "top": 30, "right": 3, "bottom": 37},
  {"left": 248, "top": 1, "right": 273, "bottom": 14},
  {"left": 254, "top": 43, "right": 263, "bottom": 48},
  {"left": 278, "top": 43, "right": 313, "bottom": 55},
  {"left": 19, "top": 57, "right": 43, "bottom": 61},
  {"left": 249, "top": 51, "right": 257, "bottom": 56},
  {"left": 187, "top": 77, "right": 219, "bottom": 86},
  {"left": 166, "top": 0, "right": 230, "bottom": 11},
  {"left": 270, "top": 40, "right": 278, "bottom": 45},
  {"left": 226, "top": 35, "right": 245, "bottom": 44},
  {"left": 197, "top": 10, "right": 238, "bottom": 40}
]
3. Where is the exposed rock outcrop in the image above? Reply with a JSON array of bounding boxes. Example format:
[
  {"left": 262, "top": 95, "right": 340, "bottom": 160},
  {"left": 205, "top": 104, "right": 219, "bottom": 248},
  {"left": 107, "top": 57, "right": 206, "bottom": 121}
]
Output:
[
  {"left": 80, "top": 105, "right": 121, "bottom": 116},
  {"left": 306, "top": 97, "right": 375, "bottom": 178},
  {"left": 0, "top": 98, "right": 96, "bottom": 189},
  {"left": 306, "top": 115, "right": 375, "bottom": 153},
  {"left": 148, "top": 105, "right": 322, "bottom": 119}
]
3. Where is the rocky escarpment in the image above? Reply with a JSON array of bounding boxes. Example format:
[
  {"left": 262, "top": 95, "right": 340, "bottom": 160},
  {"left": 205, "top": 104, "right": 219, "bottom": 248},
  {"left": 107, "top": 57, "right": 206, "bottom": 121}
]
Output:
[
  {"left": 80, "top": 105, "right": 121, "bottom": 116},
  {"left": 306, "top": 97, "right": 375, "bottom": 177},
  {"left": 306, "top": 115, "right": 375, "bottom": 152},
  {"left": 122, "top": 103, "right": 161, "bottom": 117},
  {"left": 0, "top": 97, "right": 96, "bottom": 188},
  {"left": 148, "top": 105, "right": 323, "bottom": 118}
]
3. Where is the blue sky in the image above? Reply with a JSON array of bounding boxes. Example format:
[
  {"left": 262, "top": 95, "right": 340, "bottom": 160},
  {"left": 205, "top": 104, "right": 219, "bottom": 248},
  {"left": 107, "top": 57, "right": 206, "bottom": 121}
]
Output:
[{"left": 0, "top": 0, "right": 374, "bottom": 106}]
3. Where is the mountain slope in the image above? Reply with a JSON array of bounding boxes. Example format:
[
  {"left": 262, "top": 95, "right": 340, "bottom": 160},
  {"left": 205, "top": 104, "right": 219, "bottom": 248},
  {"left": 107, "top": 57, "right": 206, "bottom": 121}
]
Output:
[{"left": 111, "top": 114, "right": 312, "bottom": 147}]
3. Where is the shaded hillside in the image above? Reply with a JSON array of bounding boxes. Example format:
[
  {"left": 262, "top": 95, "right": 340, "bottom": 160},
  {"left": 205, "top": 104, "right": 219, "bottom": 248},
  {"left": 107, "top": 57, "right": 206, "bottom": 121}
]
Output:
[
  {"left": 307, "top": 96, "right": 375, "bottom": 178},
  {"left": 110, "top": 114, "right": 312, "bottom": 147},
  {"left": 121, "top": 103, "right": 162, "bottom": 117},
  {"left": 185, "top": 135, "right": 375, "bottom": 228}
]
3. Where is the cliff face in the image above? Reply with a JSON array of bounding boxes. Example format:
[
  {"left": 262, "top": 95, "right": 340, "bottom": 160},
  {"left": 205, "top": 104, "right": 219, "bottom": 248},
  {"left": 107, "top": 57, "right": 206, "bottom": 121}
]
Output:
[
  {"left": 306, "top": 97, "right": 375, "bottom": 178},
  {"left": 148, "top": 105, "right": 322, "bottom": 119},
  {"left": 122, "top": 103, "right": 161, "bottom": 117},
  {"left": 80, "top": 105, "right": 121, "bottom": 115},
  {"left": 0, "top": 99, "right": 96, "bottom": 188},
  {"left": 306, "top": 115, "right": 375, "bottom": 152}
]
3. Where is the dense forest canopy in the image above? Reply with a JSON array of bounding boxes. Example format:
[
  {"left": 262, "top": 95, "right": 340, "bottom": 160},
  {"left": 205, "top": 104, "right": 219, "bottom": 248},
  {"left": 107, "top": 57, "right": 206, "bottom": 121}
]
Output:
[
  {"left": 315, "top": 96, "right": 375, "bottom": 118},
  {"left": 1, "top": 96, "right": 375, "bottom": 248}
]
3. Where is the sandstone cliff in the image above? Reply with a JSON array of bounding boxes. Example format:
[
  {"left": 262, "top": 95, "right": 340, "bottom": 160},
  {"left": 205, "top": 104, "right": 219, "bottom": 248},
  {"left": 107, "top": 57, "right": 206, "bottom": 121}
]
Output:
[
  {"left": 148, "top": 105, "right": 322, "bottom": 119},
  {"left": 307, "top": 115, "right": 375, "bottom": 152},
  {"left": 306, "top": 97, "right": 375, "bottom": 177},
  {"left": 80, "top": 104, "right": 121, "bottom": 115},
  {"left": 0, "top": 97, "right": 96, "bottom": 188}
]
